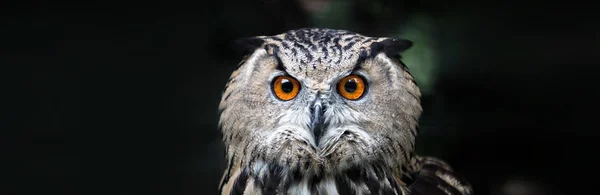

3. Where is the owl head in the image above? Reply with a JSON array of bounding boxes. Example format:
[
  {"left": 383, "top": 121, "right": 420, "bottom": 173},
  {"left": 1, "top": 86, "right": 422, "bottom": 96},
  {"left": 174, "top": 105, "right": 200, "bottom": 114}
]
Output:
[{"left": 218, "top": 28, "right": 421, "bottom": 178}]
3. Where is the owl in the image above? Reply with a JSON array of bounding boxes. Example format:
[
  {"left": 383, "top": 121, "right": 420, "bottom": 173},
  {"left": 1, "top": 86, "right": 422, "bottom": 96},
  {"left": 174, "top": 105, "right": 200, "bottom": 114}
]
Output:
[{"left": 217, "top": 28, "right": 472, "bottom": 195}]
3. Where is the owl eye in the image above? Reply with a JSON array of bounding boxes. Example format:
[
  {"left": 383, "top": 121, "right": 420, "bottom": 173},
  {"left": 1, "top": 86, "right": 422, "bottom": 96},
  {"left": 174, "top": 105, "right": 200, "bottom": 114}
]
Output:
[
  {"left": 337, "top": 75, "right": 366, "bottom": 100},
  {"left": 272, "top": 75, "right": 300, "bottom": 101}
]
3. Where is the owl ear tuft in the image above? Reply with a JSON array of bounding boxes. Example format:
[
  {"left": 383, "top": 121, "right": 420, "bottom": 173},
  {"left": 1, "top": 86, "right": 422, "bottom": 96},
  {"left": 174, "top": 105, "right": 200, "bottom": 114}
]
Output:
[
  {"left": 370, "top": 38, "right": 413, "bottom": 58},
  {"left": 231, "top": 37, "right": 265, "bottom": 57}
]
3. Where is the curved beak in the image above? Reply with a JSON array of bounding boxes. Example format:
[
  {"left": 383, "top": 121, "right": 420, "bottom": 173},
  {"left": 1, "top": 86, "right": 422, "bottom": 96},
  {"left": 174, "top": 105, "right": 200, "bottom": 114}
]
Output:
[{"left": 310, "top": 98, "right": 326, "bottom": 143}]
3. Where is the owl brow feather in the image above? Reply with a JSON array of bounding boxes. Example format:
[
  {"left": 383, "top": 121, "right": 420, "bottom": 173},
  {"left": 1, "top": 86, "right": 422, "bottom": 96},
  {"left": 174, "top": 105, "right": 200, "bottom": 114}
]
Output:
[
  {"left": 352, "top": 38, "right": 413, "bottom": 73},
  {"left": 369, "top": 38, "right": 413, "bottom": 58},
  {"left": 351, "top": 48, "right": 369, "bottom": 73},
  {"left": 260, "top": 43, "right": 289, "bottom": 73}
]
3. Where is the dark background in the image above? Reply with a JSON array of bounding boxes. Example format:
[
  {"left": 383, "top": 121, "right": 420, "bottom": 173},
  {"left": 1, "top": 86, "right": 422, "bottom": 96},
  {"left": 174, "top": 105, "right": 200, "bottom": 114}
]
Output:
[{"left": 3, "top": 0, "right": 598, "bottom": 195}]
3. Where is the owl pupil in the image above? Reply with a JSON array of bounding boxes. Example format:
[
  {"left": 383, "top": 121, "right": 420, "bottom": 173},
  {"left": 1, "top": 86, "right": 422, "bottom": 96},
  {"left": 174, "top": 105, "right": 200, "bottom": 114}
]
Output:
[
  {"left": 281, "top": 79, "right": 294, "bottom": 93},
  {"left": 345, "top": 80, "right": 357, "bottom": 92}
]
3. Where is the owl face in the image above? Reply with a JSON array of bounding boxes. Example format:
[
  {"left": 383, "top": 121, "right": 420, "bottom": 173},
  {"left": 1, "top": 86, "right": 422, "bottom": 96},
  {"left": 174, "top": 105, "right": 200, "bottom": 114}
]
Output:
[{"left": 219, "top": 28, "right": 422, "bottom": 176}]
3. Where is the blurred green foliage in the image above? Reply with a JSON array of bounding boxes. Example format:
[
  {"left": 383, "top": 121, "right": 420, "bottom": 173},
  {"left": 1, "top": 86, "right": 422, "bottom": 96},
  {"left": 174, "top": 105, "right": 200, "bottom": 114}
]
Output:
[
  {"left": 398, "top": 14, "right": 438, "bottom": 95},
  {"left": 308, "top": 0, "right": 353, "bottom": 30}
]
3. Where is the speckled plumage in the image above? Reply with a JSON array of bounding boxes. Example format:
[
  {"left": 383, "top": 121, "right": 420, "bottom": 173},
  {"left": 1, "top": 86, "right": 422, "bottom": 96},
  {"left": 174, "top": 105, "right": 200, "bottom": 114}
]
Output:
[{"left": 217, "top": 28, "right": 472, "bottom": 195}]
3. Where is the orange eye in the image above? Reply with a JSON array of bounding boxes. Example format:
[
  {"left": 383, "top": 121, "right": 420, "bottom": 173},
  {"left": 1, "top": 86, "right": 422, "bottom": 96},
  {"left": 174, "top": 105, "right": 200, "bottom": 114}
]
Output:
[
  {"left": 272, "top": 76, "right": 300, "bottom": 101},
  {"left": 337, "top": 75, "right": 366, "bottom": 100}
]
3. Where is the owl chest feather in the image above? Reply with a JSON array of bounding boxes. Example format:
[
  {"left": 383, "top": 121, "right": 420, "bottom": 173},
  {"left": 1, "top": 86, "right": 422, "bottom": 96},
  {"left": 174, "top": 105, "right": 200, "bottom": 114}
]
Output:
[
  {"left": 219, "top": 156, "right": 473, "bottom": 195},
  {"left": 220, "top": 161, "right": 408, "bottom": 195}
]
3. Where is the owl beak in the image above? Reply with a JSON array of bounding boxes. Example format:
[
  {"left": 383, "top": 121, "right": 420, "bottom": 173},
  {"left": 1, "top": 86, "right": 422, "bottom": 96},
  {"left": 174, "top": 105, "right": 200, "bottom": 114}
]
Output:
[{"left": 310, "top": 98, "right": 326, "bottom": 143}]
